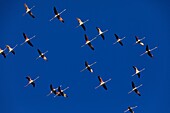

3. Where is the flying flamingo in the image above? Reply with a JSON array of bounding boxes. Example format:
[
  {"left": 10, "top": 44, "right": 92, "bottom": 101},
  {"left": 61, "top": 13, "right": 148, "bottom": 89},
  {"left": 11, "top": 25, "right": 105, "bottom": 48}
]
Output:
[
  {"left": 124, "top": 106, "right": 138, "bottom": 113},
  {"left": 49, "top": 7, "right": 66, "bottom": 23},
  {"left": 47, "top": 84, "right": 61, "bottom": 96},
  {"left": 6, "top": 44, "right": 18, "bottom": 55},
  {"left": 95, "top": 27, "right": 108, "bottom": 40},
  {"left": 36, "top": 49, "right": 48, "bottom": 61},
  {"left": 80, "top": 61, "right": 97, "bottom": 73},
  {"left": 128, "top": 81, "right": 142, "bottom": 96},
  {"left": 81, "top": 34, "right": 97, "bottom": 50},
  {"left": 23, "top": 3, "right": 35, "bottom": 18},
  {"left": 54, "top": 85, "right": 69, "bottom": 98},
  {"left": 132, "top": 66, "right": 145, "bottom": 78},
  {"left": 76, "top": 18, "right": 89, "bottom": 31},
  {"left": 95, "top": 76, "right": 111, "bottom": 90},
  {"left": 140, "top": 45, "right": 157, "bottom": 58},
  {"left": 21, "top": 33, "right": 36, "bottom": 47},
  {"left": 25, "top": 76, "right": 39, "bottom": 87},
  {"left": 134, "top": 36, "right": 145, "bottom": 46},
  {"left": 113, "top": 34, "right": 126, "bottom": 46},
  {"left": 0, "top": 48, "right": 6, "bottom": 58}
]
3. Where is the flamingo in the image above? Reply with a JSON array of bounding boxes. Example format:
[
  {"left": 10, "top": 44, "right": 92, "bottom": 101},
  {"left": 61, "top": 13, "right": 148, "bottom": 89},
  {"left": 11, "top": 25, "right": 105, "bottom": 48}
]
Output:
[
  {"left": 25, "top": 76, "right": 39, "bottom": 87},
  {"left": 81, "top": 34, "right": 97, "bottom": 50},
  {"left": 128, "top": 81, "right": 142, "bottom": 96},
  {"left": 76, "top": 18, "right": 89, "bottom": 31},
  {"left": 95, "top": 27, "right": 108, "bottom": 40},
  {"left": 54, "top": 85, "right": 69, "bottom": 98},
  {"left": 21, "top": 33, "right": 36, "bottom": 47},
  {"left": 6, "top": 44, "right": 18, "bottom": 55},
  {"left": 113, "top": 34, "right": 126, "bottom": 46},
  {"left": 36, "top": 49, "right": 48, "bottom": 61},
  {"left": 23, "top": 3, "right": 35, "bottom": 18},
  {"left": 47, "top": 84, "right": 61, "bottom": 96},
  {"left": 140, "top": 45, "right": 157, "bottom": 58},
  {"left": 80, "top": 61, "right": 97, "bottom": 73},
  {"left": 95, "top": 76, "right": 111, "bottom": 90},
  {"left": 132, "top": 66, "right": 145, "bottom": 78},
  {"left": 0, "top": 48, "right": 6, "bottom": 58},
  {"left": 134, "top": 36, "right": 145, "bottom": 46},
  {"left": 124, "top": 106, "right": 138, "bottom": 113},
  {"left": 49, "top": 7, "right": 66, "bottom": 23}
]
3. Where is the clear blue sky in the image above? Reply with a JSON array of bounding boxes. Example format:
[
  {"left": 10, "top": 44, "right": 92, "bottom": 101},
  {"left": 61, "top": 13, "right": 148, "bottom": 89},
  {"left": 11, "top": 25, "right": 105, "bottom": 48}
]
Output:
[{"left": 0, "top": 0, "right": 170, "bottom": 113}]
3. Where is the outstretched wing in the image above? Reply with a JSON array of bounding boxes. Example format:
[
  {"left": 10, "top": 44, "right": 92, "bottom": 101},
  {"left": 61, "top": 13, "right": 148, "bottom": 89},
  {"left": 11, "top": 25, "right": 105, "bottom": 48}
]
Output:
[
  {"left": 54, "top": 7, "right": 58, "bottom": 15},
  {"left": 98, "top": 76, "right": 103, "bottom": 83},
  {"left": 131, "top": 81, "right": 135, "bottom": 88},
  {"left": 85, "top": 61, "right": 88, "bottom": 67},
  {"left": 135, "top": 36, "right": 139, "bottom": 41},
  {"left": 88, "top": 43, "right": 94, "bottom": 50},
  {"left": 81, "top": 24, "right": 86, "bottom": 31},
  {"left": 24, "top": 3, "right": 29, "bottom": 10},
  {"left": 26, "top": 76, "right": 31, "bottom": 81},
  {"left": 23, "top": 33, "right": 27, "bottom": 39},
  {"left": 37, "top": 49, "right": 42, "bottom": 55},
  {"left": 114, "top": 34, "right": 119, "bottom": 40}
]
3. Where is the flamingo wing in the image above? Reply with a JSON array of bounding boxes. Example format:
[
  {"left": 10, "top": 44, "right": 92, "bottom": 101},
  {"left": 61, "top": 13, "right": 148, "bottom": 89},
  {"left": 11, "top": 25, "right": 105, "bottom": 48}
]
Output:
[
  {"left": 53, "top": 7, "right": 58, "bottom": 15},
  {"left": 114, "top": 34, "right": 119, "bottom": 40},
  {"left": 81, "top": 24, "right": 86, "bottom": 31},
  {"left": 27, "top": 41, "right": 33, "bottom": 47},
  {"left": 26, "top": 76, "right": 31, "bottom": 81},
  {"left": 131, "top": 81, "right": 135, "bottom": 88},
  {"left": 102, "top": 84, "right": 107, "bottom": 90},
  {"left": 31, "top": 82, "right": 35, "bottom": 87},
  {"left": 88, "top": 43, "right": 94, "bottom": 50},
  {"left": 37, "top": 49, "right": 42, "bottom": 55}
]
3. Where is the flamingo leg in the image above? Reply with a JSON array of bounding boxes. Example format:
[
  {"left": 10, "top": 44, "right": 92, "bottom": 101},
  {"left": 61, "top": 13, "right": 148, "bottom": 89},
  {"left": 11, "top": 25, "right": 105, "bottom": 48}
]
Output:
[
  {"left": 62, "top": 87, "right": 69, "bottom": 92},
  {"left": 59, "top": 9, "right": 66, "bottom": 15},
  {"left": 29, "top": 35, "right": 36, "bottom": 40},
  {"left": 89, "top": 62, "right": 97, "bottom": 67},
  {"left": 33, "top": 76, "right": 40, "bottom": 81},
  {"left": 136, "top": 84, "right": 143, "bottom": 89},
  {"left": 104, "top": 78, "right": 111, "bottom": 84},
  {"left": 150, "top": 46, "right": 158, "bottom": 52}
]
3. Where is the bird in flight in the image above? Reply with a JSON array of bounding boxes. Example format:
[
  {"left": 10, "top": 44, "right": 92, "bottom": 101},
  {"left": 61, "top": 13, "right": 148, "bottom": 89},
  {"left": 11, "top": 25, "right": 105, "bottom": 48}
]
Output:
[
  {"left": 54, "top": 85, "right": 69, "bottom": 98},
  {"left": 0, "top": 48, "right": 6, "bottom": 58},
  {"left": 132, "top": 66, "right": 145, "bottom": 78},
  {"left": 25, "top": 76, "right": 39, "bottom": 87},
  {"left": 36, "top": 49, "right": 48, "bottom": 61},
  {"left": 95, "top": 76, "right": 111, "bottom": 90},
  {"left": 128, "top": 81, "right": 142, "bottom": 96},
  {"left": 6, "top": 44, "right": 18, "bottom": 55},
  {"left": 49, "top": 7, "right": 66, "bottom": 23},
  {"left": 47, "top": 84, "right": 61, "bottom": 96},
  {"left": 81, "top": 34, "right": 97, "bottom": 50},
  {"left": 80, "top": 61, "right": 97, "bottom": 73},
  {"left": 21, "top": 33, "right": 36, "bottom": 47},
  {"left": 95, "top": 27, "right": 108, "bottom": 40},
  {"left": 140, "top": 45, "right": 158, "bottom": 58},
  {"left": 134, "top": 36, "right": 145, "bottom": 46},
  {"left": 76, "top": 18, "right": 89, "bottom": 31},
  {"left": 124, "top": 106, "right": 138, "bottom": 113},
  {"left": 23, "top": 3, "right": 35, "bottom": 18},
  {"left": 113, "top": 34, "right": 126, "bottom": 46}
]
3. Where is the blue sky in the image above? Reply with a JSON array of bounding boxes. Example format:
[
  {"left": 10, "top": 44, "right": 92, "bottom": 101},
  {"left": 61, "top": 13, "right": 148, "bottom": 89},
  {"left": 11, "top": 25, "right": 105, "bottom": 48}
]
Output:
[{"left": 0, "top": 0, "right": 170, "bottom": 113}]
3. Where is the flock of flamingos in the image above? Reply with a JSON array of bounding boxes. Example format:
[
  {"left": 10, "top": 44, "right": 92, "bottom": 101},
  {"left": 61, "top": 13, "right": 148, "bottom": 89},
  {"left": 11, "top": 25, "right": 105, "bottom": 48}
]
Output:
[{"left": 1, "top": 2, "right": 158, "bottom": 113}]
